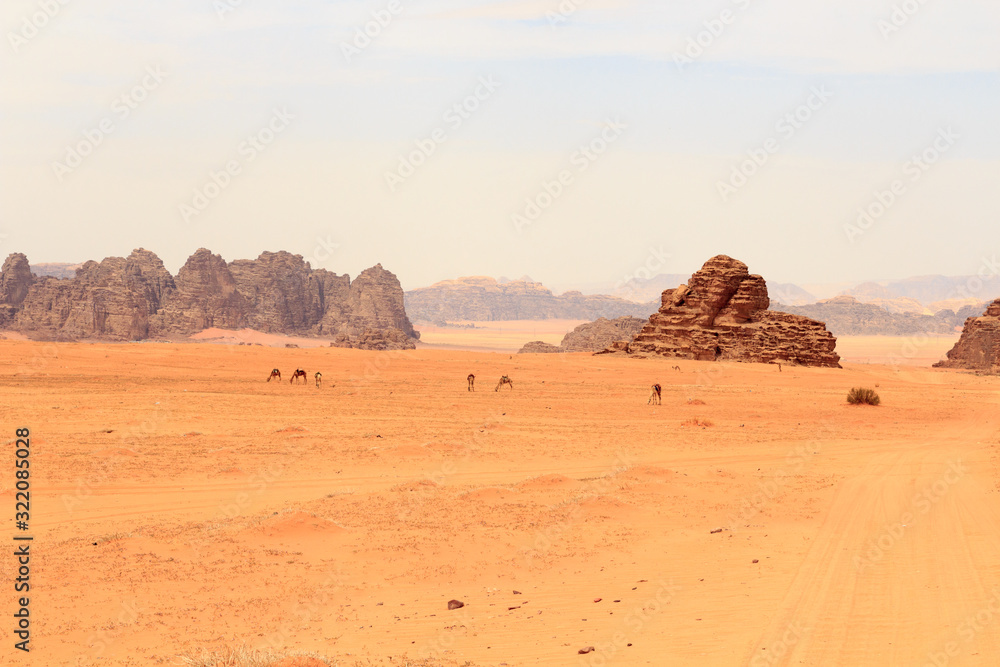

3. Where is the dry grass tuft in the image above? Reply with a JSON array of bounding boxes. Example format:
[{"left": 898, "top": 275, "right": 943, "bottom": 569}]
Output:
[
  {"left": 177, "top": 645, "right": 334, "bottom": 667},
  {"left": 847, "top": 387, "right": 881, "bottom": 406},
  {"left": 681, "top": 418, "right": 714, "bottom": 428}
]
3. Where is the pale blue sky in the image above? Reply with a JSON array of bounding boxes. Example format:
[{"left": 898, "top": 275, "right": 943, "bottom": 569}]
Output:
[{"left": 2, "top": 0, "right": 998, "bottom": 291}]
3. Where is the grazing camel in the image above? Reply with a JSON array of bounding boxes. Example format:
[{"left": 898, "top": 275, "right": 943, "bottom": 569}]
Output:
[
  {"left": 290, "top": 369, "right": 307, "bottom": 384},
  {"left": 495, "top": 376, "right": 513, "bottom": 392},
  {"left": 467, "top": 374, "right": 475, "bottom": 392},
  {"left": 267, "top": 369, "right": 281, "bottom": 382},
  {"left": 648, "top": 383, "right": 662, "bottom": 405},
  {"left": 315, "top": 371, "right": 322, "bottom": 388}
]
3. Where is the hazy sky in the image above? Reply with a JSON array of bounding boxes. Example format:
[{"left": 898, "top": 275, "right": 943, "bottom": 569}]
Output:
[{"left": 2, "top": 0, "right": 998, "bottom": 291}]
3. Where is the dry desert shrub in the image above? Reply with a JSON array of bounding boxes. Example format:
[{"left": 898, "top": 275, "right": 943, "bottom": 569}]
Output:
[
  {"left": 177, "top": 646, "right": 333, "bottom": 667},
  {"left": 681, "top": 418, "right": 714, "bottom": 428},
  {"left": 847, "top": 387, "right": 881, "bottom": 406}
]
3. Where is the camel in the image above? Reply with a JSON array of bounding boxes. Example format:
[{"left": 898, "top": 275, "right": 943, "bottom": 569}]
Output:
[
  {"left": 495, "top": 376, "right": 513, "bottom": 392},
  {"left": 290, "top": 369, "right": 307, "bottom": 384},
  {"left": 315, "top": 372, "right": 322, "bottom": 388},
  {"left": 267, "top": 369, "right": 281, "bottom": 382},
  {"left": 648, "top": 383, "right": 662, "bottom": 405},
  {"left": 467, "top": 374, "right": 475, "bottom": 392}
]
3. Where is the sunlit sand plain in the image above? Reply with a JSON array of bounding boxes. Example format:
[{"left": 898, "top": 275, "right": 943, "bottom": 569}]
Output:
[{"left": 1, "top": 336, "right": 998, "bottom": 666}]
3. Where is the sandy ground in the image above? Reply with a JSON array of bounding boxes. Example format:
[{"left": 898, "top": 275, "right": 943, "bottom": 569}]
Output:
[
  {"left": 0, "top": 339, "right": 998, "bottom": 666},
  {"left": 415, "top": 320, "right": 590, "bottom": 352}
]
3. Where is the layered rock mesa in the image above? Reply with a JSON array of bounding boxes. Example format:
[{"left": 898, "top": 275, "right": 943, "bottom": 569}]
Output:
[
  {"left": 777, "top": 296, "right": 982, "bottom": 336},
  {"left": 519, "top": 316, "right": 647, "bottom": 354},
  {"left": 599, "top": 256, "right": 841, "bottom": 368},
  {"left": 934, "top": 299, "right": 1000, "bottom": 371},
  {"left": 405, "top": 276, "right": 657, "bottom": 323},
  {"left": 3, "top": 248, "right": 418, "bottom": 348}
]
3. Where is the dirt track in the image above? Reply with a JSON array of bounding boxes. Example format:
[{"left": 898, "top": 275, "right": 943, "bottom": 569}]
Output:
[{"left": 1, "top": 341, "right": 998, "bottom": 666}]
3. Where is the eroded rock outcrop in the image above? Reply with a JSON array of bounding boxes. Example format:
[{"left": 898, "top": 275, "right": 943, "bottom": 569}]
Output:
[
  {"left": 16, "top": 249, "right": 174, "bottom": 341},
  {"left": 518, "top": 341, "right": 562, "bottom": 354},
  {"left": 151, "top": 248, "right": 251, "bottom": 334},
  {"left": 0, "top": 254, "right": 34, "bottom": 328},
  {"left": 520, "top": 316, "right": 647, "bottom": 354},
  {"left": 599, "top": 256, "right": 841, "bottom": 368},
  {"left": 4, "top": 248, "right": 418, "bottom": 348},
  {"left": 934, "top": 299, "right": 1000, "bottom": 371}
]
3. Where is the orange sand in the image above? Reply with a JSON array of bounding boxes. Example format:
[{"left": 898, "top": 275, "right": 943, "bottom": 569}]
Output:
[{"left": 1, "top": 340, "right": 998, "bottom": 666}]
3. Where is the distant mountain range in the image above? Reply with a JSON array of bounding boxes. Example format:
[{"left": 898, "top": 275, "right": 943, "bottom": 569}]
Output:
[
  {"left": 775, "top": 297, "right": 987, "bottom": 337},
  {"left": 406, "top": 272, "right": 996, "bottom": 337},
  {"left": 404, "top": 277, "right": 659, "bottom": 324}
]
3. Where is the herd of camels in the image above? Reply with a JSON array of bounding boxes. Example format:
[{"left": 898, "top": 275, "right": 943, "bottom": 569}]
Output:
[{"left": 266, "top": 368, "right": 672, "bottom": 401}]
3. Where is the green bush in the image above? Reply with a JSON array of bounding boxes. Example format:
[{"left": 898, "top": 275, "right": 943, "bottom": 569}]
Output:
[{"left": 847, "top": 387, "right": 881, "bottom": 406}]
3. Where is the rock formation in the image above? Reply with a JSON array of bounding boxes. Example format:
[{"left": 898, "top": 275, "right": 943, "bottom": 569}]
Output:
[
  {"left": 598, "top": 256, "right": 841, "bottom": 368},
  {"left": 405, "top": 276, "right": 657, "bottom": 323},
  {"left": 2, "top": 249, "right": 418, "bottom": 349},
  {"left": 934, "top": 299, "right": 1000, "bottom": 371},
  {"left": 518, "top": 341, "right": 562, "bottom": 354},
  {"left": 518, "top": 316, "right": 647, "bottom": 354},
  {"left": 151, "top": 249, "right": 251, "bottom": 334},
  {"left": 15, "top": 249, "right": 175, "bottom": 341},
  {"left": 777, "top": 296, "right": 972, "bottom": 337},
  {"left": 0, "top": 253, "right": 34, "bottom": 328}
]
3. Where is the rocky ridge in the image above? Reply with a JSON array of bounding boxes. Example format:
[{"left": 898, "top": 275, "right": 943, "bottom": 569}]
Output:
[
  {"left": 599, "top": 256, "right": 841, "bottom": 367},
  {"left": 405, "top": 276, "right": 657, "bottom": 323},
  {"left": 777, "top": 296, "right": 982, "bottom": 337},
  {"left": 2, "top": 249, "right": 418, "bottom": 349},
  {"left": 934, "top": 299, "right": 1000, "bottom": 371}
]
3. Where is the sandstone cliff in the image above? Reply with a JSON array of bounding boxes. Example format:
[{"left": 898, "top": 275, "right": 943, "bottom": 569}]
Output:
[
  {"left": 934, "top": 299, "right": 1000, "bottom": 371},
  {"left": 2, "top": 249, "right": 418, "bottom": 348},
  {"left": 15, "top": 249, "right": 174, "bottom": 341},
  {"left": 0, "top": 253, "right": 34, "bottom": 328},
  {"left": 599, "top": 256, "right": 841, "bottom": 368},
  {"left": 405, "top": 276, "right": 657, "bottom": 323}
]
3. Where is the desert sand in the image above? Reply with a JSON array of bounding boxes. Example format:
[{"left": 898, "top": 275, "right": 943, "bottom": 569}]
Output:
[{"left": 1, "top": 339, "right": 999, "bottom": 666}]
